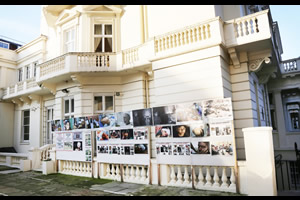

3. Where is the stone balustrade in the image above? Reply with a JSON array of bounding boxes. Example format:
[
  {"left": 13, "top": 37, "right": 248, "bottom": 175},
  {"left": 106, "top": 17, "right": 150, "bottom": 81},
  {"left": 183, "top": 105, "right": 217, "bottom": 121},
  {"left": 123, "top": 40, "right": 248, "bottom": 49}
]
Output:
[
  {"left": 0, "top": 153, "right": 29, "bottom": 169},
  {"left": 58, "top": 160, "right": 93, "bottom": 178},
  {"left": 280, "top": 58, "right": 300, "bottom": 77},
  {"left": 99, "top": 163, "right": 150, "bottom": 184},
  {"left": 162, "top": 165, "right": 236, "bottom": 193},
  {"left": 2, "top": 78, "right": 39, "bottom": 99}
]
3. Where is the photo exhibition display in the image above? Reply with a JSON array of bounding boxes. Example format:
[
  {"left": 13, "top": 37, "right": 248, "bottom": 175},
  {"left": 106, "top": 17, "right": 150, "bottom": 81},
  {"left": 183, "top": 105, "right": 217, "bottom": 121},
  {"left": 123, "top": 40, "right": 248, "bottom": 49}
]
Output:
[{"left": 54, "top": 97, "right": 236, "bottom": 167}]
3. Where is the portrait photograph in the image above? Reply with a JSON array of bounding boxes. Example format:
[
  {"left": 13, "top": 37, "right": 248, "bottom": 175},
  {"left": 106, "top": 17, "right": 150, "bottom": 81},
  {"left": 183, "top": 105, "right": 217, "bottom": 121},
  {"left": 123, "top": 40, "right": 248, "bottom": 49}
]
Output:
[
  {"left": 73, "top": 132, "right": 82, "bottom": 140},
  {"left": 155, "top": 126, "right": 172, "bottom": 138},
  {"left": 62, "top": 118, "right": 73, "bottom": 131},
  {"left": 124, "top": 146, "right": 131, "bottom": 155},
  {"left": 190, "top": 122, "right": 210, "bottom": 137},
  {"left": 203, "top": 98, "right": 233, "bottom": 120},
  {"left": 211, "top": 141, "right": 233, "bottom": 156},
  {"left": 176, "top": 102, "right": 202, "bottom": 123},
  {"left": 73, "top": 141, "right": 83, "bottom": 151},
  {"left": 109, "top": 129, "right": 121, "bottom": 139},
  {"left": 121, "top": 129, "right": 134, "bottom": 140},
  {"left": 99, "top": 113, "right": 116, "bottom": 127},
  {"left": 133, "top": 127, "right": 148, "bottom": 140},
  {"left": 134, "top": 144, "right": 148, "bottom": 154},
  {"left": 190, "top": 141, "right": 210, "bottom": 155},
  {"left": 98, "top": 145, "right": 108, "bottom": 154},
  {"left": 132, "top": 108, "right": 153, "bottom": 127},
  {"left": 172, "top": 125, "right": 190, "bottom": 138},
  {"left": 115, "top": 111, "right": 133, "bottom": 127},
  {"left": 153, "top": 105, "right": 176, "bottom": 125},
  {"left": 51, "top": 120, "right": 56, "bottom": 132}
]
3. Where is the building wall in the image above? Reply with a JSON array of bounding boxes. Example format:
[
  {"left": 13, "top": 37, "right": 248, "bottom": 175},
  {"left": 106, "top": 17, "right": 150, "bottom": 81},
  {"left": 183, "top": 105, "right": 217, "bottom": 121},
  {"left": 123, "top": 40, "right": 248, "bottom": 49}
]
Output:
[{"left": 0, "top": 102, "right": 14, "bottom": 148}]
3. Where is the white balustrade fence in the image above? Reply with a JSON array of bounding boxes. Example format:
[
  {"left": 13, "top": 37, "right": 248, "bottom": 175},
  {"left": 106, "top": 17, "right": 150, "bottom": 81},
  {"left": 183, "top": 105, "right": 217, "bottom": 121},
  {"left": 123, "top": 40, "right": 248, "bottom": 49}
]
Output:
[
  {"left": 58, "top": 160, "right": 93, "bottom": 178},
  {"left": 0, "top": 153, "right": 29, "bottom": 169},
  {"left": 164, "top": 165, "right": 236, "bottom": 193},
  {"left": 99, "top": 163, "right": 150, "bottom": 184}
]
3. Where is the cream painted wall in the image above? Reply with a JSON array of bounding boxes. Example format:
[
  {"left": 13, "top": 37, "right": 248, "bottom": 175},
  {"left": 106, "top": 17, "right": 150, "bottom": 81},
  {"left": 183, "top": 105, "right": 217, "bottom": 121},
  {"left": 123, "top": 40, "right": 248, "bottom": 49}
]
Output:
[
  {"left": 0, "top": 102, "right": 14, "bottom": 148},
  {"left": 147, "top": 5, "right": 216, "bottom": 39}
]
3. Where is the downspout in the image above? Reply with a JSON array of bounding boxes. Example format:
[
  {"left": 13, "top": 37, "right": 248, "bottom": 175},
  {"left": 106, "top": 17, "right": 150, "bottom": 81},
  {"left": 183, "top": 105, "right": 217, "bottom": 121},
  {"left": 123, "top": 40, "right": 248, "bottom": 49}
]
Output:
[{"left": 145, "top": 72, "right": 149, "bottom": 108}]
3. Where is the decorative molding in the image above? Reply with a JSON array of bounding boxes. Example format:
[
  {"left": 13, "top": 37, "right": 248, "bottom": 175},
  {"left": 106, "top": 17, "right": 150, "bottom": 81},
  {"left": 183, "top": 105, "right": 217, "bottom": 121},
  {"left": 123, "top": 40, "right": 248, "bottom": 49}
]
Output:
[
  {"left": 71, "top": 74, "right": 84, "bottom": 85},
  {"left": 228, "top": 48, "right": 240, "bottom": 68},
  {"left": 11, "top": 98, "right": 23, "bottom": 106},
  {"left": 19, "top": 96, "right": 31, "bottom": 105},
  {"left": 248, "top": 57, "right": 271, "bottom": 72},
  {"left": 28, "top": 94, "right": 41, "bottom": 102},
  {"left": 41, "top": 83, "right": 56, "bottom": 95}
]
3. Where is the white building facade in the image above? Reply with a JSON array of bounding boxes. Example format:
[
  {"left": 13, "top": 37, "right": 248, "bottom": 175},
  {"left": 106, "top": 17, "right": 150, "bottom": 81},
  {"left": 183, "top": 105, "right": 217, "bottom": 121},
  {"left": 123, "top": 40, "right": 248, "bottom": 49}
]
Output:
[{"left": 1, "top": 5, "right": 297, "bottom": 195}]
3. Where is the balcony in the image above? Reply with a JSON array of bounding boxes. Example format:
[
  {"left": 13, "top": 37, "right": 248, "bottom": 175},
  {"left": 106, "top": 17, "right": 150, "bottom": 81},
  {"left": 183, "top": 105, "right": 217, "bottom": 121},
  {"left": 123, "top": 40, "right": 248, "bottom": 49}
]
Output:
[
  {"left": 224, "top": 9, "right": 272, "bottom": 48},
  {"left": 2, "top": 10, "right": 274, "bottom": 100},
  {"left": 280, "top": 58, "right": 300, "bottom": 78}
]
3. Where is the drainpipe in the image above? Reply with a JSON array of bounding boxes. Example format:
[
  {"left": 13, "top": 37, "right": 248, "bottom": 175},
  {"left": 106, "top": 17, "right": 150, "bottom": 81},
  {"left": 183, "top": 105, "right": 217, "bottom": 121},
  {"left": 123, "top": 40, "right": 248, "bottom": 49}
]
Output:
[{"left": 145, "top": 72, "right": 150, "bottom": 108}]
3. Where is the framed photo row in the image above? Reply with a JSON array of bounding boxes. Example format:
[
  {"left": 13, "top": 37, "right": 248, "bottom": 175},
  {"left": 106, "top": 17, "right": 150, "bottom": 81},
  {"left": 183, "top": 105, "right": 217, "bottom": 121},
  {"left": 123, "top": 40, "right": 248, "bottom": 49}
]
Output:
[{"left": 51, "top": 98, "right": 233, "bottom": 131}]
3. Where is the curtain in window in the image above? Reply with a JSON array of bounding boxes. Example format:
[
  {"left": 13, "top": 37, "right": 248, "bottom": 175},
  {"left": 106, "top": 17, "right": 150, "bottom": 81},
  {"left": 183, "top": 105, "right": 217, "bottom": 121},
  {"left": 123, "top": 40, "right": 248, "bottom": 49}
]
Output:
[{"left": 94, "top": 37, "right": 102, "bottom": 52}]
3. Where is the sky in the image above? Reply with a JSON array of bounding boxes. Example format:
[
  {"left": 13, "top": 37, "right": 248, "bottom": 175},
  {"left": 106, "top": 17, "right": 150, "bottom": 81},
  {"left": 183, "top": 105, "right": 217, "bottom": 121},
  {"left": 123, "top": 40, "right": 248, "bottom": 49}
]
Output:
[{"left": 0, "top": 5, "right": 299, "bottom": 60}]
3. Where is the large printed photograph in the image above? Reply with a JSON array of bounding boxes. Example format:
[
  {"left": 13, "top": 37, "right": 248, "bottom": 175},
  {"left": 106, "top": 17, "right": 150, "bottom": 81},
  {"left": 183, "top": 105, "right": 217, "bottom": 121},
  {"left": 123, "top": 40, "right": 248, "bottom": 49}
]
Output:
[
  {"left": 176, "top": 102, "right": 202, "bottom": 123},
  {"left": 203, "top": 98, "right": 233, "bottom": 120},
  {"left": 132, "top": 108, "right": 153, "bottom": 127},
  {"left": 152, "top": 105, "right": 176, "bottom": 125},
  {"left": 115, "top": 111, "right": 133, "bottom": 127}
]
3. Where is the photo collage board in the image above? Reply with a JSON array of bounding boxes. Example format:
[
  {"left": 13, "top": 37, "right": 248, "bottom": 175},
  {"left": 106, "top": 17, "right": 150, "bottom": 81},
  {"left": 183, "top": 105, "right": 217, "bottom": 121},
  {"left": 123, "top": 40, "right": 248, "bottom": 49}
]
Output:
[
  {"left": 55, "top": 130, "right": 93, "bottom": 162},
  {"left": 53, "top": 97, "right": 235, "bottom": 166},
  {"left": 155, "top": 98, "right": 236, "bottom": 166}
]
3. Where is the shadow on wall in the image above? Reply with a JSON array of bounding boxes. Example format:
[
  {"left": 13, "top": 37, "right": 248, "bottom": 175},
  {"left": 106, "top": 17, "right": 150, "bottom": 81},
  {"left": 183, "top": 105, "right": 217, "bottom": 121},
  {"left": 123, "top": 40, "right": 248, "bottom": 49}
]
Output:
[{"left": 0, "top": 147, "right": 17, "bottom": 153}]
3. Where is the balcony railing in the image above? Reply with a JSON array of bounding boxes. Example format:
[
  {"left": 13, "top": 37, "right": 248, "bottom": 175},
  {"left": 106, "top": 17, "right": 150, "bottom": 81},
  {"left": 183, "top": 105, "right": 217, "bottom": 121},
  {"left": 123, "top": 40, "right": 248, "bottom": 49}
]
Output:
[
  {"left": 3, "top": 78, "right": 39, "bottom": 99},
  {"left": 280, "top": 58, "right": 300, "bottom": 77},
  {"left": 2, "top": 10, "right": 274, "bottom": 100}
]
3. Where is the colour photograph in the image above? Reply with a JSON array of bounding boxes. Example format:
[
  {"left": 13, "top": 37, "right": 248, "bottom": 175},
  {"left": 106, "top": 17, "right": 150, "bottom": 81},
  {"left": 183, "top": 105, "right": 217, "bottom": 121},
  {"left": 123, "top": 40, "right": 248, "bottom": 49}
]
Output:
[
  {"left": 132, "top": 108, "right": 153, "bottom": 127},
  {"left": 210, "top": 122, "right": 232, "bottom": 136},
  {"left": 133, "top": 127, "right": 148, "bottom": 140},
  {"left": 153, "top": 105, "right": 176, "bottom": 125},
  {"left": 134, "top": 144, "right": 148, "bottom": 154},
  {"left": 54, "top": 120, "right": 62, "bottom": 131},
  {"left": 173, "top": 143, "right": 190, "bottom": 156},
  {"left": 62, "top": 118, "right": 73, "bottom": 131},
  {"left": 96, "top": 129, "right": 110, "bottom": 141},
  {"left": 99, "top": 113, "right": 116, "bottom": 127},
  {"left": 176, "top": 102, "right": 202, "bottom": 122},
  {"left": 109, "top": 129, "right": 121, "bottom": 139},
  {"left": 190, "top": 122, "right": 210, "bottom": 137},
  {"left": 121, "top": 129, "right": 134, "bottom": 140},
  {"left": 155, "top": 125, "right": 172, "bottom": 138},
  {"left": 75, "top": 117, "right": 86, "bottom": 129},
  {"left": 203, "top": 98, "right": 233, "bottom": 120},
  {"left": 73, "top": 141, "right": 83, "bottom": 151},
  {"left": 190, "top": 141, "right": 210, "bottom": 155},
  {"left": 115, "top": 111, "right": 133, "bottom": 127},
  {"left": 211, "top": 141, "right": 234, "bottom": 156},
  {"left": 172, "top": 125, "right": 190, "bottom": 137},
  {"left": 73, "top": 132, "right": 82, "bottom": 140},
  {"left": 64, "top": 132, "right": 72, "bottom": 142}
]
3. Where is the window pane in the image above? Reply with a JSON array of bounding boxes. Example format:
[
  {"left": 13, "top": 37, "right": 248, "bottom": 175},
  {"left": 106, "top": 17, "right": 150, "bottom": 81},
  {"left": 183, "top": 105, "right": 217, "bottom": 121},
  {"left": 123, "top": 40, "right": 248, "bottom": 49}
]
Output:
[
  {"left": 24, "top": 131, "right": 29, "bottom": 140},
  {"left": 24, "top": 110, "right": 30, "bottom": 117},
  {"left": 104, "top": 38, "right": 112, "bottom": 52},
  {"left": 65, "top": 100, "right": 69, "bottom": 114},
  {"left": 24, "top": 117, "right": 30, "bottom": 125},
  {"left": 71, "top": 99, "right": 74, "bottom": 113},
  {"left": 105, "top": 96, "right": 113, "bottom": 110},
  {"left": 47, "top": 109, "right": 51, "bottom": 120},
  {"left": 105, "top": 24, "right": 112, "bottom": 35},
  {"left": 94, "top": 96, "right": 103, "bottom": 111},
  {"left": 94, "top": 38, "right": 102, "bottom": 52},
  {"left": 94, "top": 24, "right": 102, "bottom": 35}
]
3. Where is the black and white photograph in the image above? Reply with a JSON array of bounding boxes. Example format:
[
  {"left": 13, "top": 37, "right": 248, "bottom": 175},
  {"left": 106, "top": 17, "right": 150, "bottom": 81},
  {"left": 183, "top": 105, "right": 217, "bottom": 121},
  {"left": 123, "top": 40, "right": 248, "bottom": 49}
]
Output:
[
  {"left": 73, "top": 132, "right": 82, "bottom": 140},
  {"left": 133, "top": 127, "right": 148, "bottom": 140},
  {"left": 190, "top": 122, "right": 210, "bottom": 137},
  {"left": 124, "top": 146, "right": 131, "bottom": 155},
  {"left": 158, "top": 143, "right": 172, "bottom": 155},
  {"left": 210, "top": 122, "right": 232, "bottom": 136},
  {"left": 190, "top": 141, "right": 210, "bottom": 155},
  {"left": 73, "top": 141, "right": 83, "bottom": 151},
  {"left": 153, "top": 105, "right": 176, "bottom": 125},
  {"left": 109, "top": 129, "right": 121, "bottom": 139},
  {"left": 85, "top": 133, "right": 91, "bottom": 147},
  {"left": 121, "top": 129, "right": 134, "bottom": 140},
  {"left": 176, "top": 102, "right": 202, "bottom": 123},
  {"left": 98, "top": 145, "right": 108, "bottom": 154},
  {"left": 115, "top": 111, "right": 133, "bottom": 127},
  {"left": 172, "top": 125, "right": 190, "bottom": 137},
  {"left": 99, "top": 113, "right": 116, "bottom": 127},
  {"left": 173, "top": 143, "right": 190, "bottom": 156},
  {"left": 132, "top": 108, "right": 153, "bottom": 127},
  {"left": 64, "top": 142, "right": 73, "bottom": 151},
  {"left": 211, "top": 141, "right": 233, "bottom": 156},
  {"left": 203, "top": 98, "right": 233, "bottom": 120},
  {"left": 64, "top": 132, "right": 72, "bottom": 142},
  {"left": 155, "top": 126, "right": 172, "bottom": 138}
]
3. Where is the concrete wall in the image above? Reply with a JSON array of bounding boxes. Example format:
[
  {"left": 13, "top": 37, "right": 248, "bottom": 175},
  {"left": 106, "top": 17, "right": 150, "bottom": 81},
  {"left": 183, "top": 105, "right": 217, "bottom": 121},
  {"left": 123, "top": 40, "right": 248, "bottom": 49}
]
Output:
[{"left": 0, "top": 102, "right": 14, "bottom": 148}]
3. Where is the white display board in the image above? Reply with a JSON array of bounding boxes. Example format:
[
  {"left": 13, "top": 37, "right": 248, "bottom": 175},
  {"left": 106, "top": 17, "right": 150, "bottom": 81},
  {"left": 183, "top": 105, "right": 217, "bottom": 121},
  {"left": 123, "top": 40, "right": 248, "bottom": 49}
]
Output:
[
  {"left": 96, "top": 127, "right": 150, "bottom": 165},
  {"left": 55, "top": 130, "right": 93, "bottom": 162}
]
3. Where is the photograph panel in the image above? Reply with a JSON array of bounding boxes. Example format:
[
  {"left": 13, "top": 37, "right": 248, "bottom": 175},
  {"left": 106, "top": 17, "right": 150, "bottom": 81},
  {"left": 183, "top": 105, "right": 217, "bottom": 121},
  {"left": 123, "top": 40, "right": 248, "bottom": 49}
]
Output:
[
  {"left": 132, "top": 108, "right": 153, "bottom": 127},
  {"left": 153, "top": 105, "right": 176, "bottom": 125}
]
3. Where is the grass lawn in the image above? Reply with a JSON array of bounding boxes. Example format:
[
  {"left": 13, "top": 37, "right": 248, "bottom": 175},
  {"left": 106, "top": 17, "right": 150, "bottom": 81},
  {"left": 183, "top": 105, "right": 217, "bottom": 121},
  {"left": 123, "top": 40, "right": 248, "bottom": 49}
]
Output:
[{"left": 34, "top": 172, "right": 113, "bottom": 189}]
